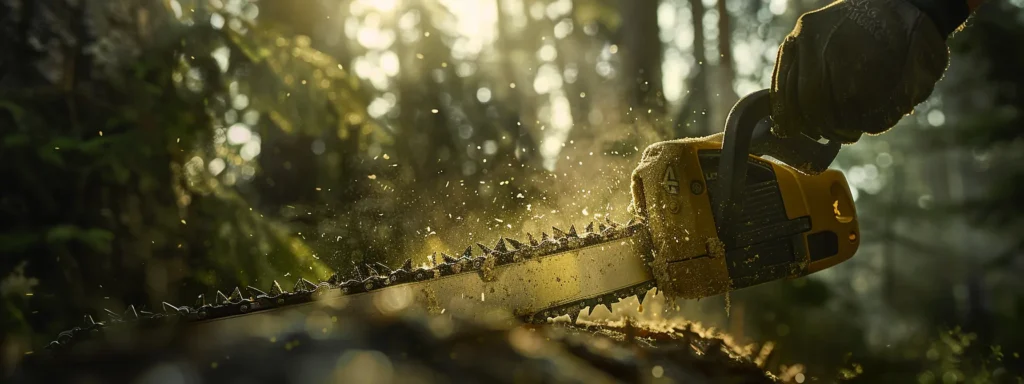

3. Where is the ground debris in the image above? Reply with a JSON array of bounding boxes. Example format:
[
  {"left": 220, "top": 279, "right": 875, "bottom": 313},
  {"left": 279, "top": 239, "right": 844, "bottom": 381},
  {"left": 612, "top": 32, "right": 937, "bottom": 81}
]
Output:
[
  {"left": 14, "top": 306, "right": 778, "bottom": 384},
  {"left": 561, "top": 318, "right": 777, "bottom": 381}
]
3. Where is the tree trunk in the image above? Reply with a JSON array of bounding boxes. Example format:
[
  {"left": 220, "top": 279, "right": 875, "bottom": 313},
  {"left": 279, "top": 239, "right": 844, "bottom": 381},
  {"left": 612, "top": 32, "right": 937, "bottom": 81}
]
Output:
[
  {"left": 557, "top": 20, "right": 591, "bottom": 142},
  {"left": 709, "top": 0, "right": 739, "bottom": 131},
  {"left": 675, "top": 0, "right": 711, "bottom": 137},
  {"left": 619, "top": 0, "right": 665, "bottom": 113},
  {"left": 496, "top": 0, "right": 543, "bottom": 170}
]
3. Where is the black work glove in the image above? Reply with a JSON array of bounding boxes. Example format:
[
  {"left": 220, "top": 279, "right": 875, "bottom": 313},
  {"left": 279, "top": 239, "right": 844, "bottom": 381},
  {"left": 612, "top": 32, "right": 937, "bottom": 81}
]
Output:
[{"left": 770, "top": 0, "right": 966, "bottom": 144}]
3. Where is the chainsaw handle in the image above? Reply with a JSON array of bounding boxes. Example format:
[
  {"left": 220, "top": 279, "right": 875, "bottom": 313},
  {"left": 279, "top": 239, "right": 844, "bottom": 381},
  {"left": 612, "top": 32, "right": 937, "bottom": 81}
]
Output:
[{"left": 715, "top": 89, "right": 841, "bottom": 243}]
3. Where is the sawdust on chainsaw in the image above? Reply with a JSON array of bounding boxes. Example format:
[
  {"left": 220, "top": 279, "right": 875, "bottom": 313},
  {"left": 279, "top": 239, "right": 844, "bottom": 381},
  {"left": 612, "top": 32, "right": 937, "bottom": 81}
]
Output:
[
  {"left": 480, "top": 255, "right": 498, "bottom": 282},
  {"left": 706, "top": 236, "right": 726, "bottom": 259},
  {"left": 420, "top": 287, "right": 443, "bottom": 315}
]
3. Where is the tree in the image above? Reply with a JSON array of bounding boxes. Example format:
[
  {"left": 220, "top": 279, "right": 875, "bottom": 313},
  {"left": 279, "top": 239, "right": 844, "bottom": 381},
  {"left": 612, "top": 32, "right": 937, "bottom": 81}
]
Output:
[
  {"left": 0, "top": 0, "right": 361, "bottom": 353},
  {"left": 619, "top": 0, "right": 666, "bottom": 114},
  {"left": 676, "top": 0, "right": 712, "bottom": 136}
]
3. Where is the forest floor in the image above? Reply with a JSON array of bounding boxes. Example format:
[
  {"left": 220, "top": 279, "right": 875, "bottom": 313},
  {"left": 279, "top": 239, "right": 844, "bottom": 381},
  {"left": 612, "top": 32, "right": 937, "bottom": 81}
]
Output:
[{"left": 11, "top": 297, "right": 796, "bottom": 384}]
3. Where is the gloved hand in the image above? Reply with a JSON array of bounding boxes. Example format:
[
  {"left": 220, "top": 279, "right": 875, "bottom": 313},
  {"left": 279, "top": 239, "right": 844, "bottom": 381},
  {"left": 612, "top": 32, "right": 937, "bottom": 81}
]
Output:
[{"left": 769, "top": 0, "right": 964, "bottom": 144}]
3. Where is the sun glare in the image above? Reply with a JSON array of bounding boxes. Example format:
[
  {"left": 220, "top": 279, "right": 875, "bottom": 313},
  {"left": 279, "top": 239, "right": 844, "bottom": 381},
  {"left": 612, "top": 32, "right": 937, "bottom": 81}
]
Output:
[
  {"left": 369, "top": 0, "right": 399, "bottom": 12},
  {"left": 439, "top": 0, "right": 498, "bottom": 40}
]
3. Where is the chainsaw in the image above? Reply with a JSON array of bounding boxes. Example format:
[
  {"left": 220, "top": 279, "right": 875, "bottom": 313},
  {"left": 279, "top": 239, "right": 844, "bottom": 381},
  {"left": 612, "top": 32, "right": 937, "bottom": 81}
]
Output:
[{"left": 43, "top": 89, "right": 859, "bottom": 352}]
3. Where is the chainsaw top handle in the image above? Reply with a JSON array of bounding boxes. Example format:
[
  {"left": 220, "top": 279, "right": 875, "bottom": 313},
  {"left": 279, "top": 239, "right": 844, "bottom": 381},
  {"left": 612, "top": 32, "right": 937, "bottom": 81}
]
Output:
[{"left": 714, "top": 89, "right": 841, "bottom": 243}]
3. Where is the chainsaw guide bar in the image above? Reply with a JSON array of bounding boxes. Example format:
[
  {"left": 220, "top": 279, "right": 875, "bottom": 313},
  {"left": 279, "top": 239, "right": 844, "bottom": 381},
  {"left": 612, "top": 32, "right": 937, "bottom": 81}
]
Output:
[{"left": 47, "top": 219, "right": 660, "bottom": 352}]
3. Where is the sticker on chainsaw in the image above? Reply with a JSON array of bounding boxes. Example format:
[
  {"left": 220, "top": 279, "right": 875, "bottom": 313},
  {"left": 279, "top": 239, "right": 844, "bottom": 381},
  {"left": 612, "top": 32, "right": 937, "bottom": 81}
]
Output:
[{"left": 662, "top": 166, "right": 680, "bottom": 195}]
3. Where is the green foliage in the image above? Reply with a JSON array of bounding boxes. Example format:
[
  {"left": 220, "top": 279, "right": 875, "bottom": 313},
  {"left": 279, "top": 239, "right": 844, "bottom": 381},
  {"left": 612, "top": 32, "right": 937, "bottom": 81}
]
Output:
[
  {"left": 916, "top": 328, "right": 1022, "bottom": 384},
  {"left": 44, "top": 226, "right": 115, "bottom": 255},
  {"left": 225, "top": 25, "right": 371, "bottom": 136},
  {"left": 0, "top": 0, "right": 360, "bottom": 352},
  {"left": 0, "top": 0, "right": 553, "bottom": 355}
]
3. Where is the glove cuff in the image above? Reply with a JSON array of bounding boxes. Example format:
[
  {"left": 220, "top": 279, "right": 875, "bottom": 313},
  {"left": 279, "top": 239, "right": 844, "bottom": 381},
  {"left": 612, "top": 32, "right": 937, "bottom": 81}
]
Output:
[{"left": 905, "top": 0, "right": 971, "bottom": 37}]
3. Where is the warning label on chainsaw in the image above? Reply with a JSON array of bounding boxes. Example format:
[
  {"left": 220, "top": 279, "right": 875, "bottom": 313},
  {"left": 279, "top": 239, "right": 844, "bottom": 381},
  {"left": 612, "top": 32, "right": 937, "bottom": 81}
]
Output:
[{"left": 662, "top": 167, "right": 680, "bottom": 195}]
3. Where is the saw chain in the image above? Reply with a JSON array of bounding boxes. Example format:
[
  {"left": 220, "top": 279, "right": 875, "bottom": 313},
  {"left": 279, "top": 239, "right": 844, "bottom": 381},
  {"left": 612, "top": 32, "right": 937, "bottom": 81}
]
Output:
[
  {"left": 41, "top": 89, "right": 862, "bottom": 354},
  {"left": 47, "top": 219, "right": 657, "bottom": 352},
  {"left": 46, "top": 217, "right": 647, "bottom": 348}
]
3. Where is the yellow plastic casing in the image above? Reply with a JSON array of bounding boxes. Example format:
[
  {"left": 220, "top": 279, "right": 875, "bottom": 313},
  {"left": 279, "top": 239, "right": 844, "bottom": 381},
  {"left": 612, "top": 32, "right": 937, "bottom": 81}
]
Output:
[{"left": 629, "top": 134, "right": 859, "bottom": 299}]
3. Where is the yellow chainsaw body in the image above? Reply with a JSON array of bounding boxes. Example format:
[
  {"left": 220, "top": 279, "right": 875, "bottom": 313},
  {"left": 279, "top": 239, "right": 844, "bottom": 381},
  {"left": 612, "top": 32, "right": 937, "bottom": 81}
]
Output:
[{"left": 630, "top": 133, "right": 859, "bottom": 299}]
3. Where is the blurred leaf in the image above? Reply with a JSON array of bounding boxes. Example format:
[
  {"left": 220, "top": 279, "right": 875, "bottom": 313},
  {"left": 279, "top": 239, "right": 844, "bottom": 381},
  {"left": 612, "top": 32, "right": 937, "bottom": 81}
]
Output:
[
  {"left": 80, "top": 229, "right": 115, "bottom": 254},
  {"left": 110, "top": 161, "right": 132, "bottom": 184},
  {"left": 46, "top": 226, "right": 81, "bottom": 244},
  {"left": 36, "top": 147, "right": 64, "bottom": 167},
  {"left": 0, "top": 99, "right": 25, "bottom": 115},
  {"left": 0, "top": 231, "right": 42, "bottom": 253},
  {"left": 267, "top": 110, "right": 294, "bottom": 134},
  {"left": 78, "top": 136, "right": 112, "bottom": 154},
  {"left": 224, "top": 24, "right": 272, "bottom": 63},
  {"left": 45, "top": 226, "right": 114, "bottom": 254},
  {"left": 3, "top": 133, "right": 30, "bottom": 148}
]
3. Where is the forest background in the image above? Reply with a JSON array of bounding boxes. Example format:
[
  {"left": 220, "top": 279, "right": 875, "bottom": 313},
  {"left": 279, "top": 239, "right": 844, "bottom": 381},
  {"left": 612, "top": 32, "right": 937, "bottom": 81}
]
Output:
[{"left": 2, "top": 0, "right": 1023, "bottom": 381}]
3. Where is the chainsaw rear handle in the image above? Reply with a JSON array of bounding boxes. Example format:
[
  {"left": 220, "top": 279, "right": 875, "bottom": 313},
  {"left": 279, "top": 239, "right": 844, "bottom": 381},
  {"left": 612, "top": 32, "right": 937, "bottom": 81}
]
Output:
[{"left": 715, "top": 89, "right": 841, "bottom": 244}]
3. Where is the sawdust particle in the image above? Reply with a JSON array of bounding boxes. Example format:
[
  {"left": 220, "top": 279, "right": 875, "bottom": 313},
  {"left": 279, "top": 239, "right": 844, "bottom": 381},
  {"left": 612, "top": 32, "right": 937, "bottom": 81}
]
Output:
[
  {"left": 480, "top": 257, "right": 497, "bottom": 282},
  {"left": 421, "top": 288, "right": 443, "bottom": 315}
]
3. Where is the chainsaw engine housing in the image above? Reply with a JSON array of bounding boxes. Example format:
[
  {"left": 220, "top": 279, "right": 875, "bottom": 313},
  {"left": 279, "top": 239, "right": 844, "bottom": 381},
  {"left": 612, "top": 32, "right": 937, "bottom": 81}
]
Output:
[{"left": 630, "top": 134, "right": 859, "bottom": 299}]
